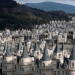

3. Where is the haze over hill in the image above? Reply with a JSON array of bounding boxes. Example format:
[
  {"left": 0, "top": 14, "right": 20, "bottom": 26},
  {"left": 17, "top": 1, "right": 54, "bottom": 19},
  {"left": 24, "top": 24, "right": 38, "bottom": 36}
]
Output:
[{"left": 25, "top": 2, "right": 75, "bottom": 13}]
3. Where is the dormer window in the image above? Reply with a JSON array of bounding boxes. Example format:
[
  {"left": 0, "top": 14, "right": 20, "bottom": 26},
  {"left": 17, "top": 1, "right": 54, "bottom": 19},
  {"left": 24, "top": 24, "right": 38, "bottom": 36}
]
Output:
[
  {"left": 43, "top": 63, "right": 45, "bottom": 67},
  {"left": 37, "top": 52, "right": 39, "bottom": 55},
  {"left": 58, "top": 54, "right": 61, "bottom": 58},
  {"left": 59, "top": 54, "right": 61, "bottom": 56}
]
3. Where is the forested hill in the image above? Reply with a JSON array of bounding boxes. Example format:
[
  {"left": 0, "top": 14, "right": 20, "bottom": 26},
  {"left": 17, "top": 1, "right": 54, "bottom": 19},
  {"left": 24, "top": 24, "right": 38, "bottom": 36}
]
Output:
[{"left": 0, "top": 0, "right": 71, "bottom": 30}]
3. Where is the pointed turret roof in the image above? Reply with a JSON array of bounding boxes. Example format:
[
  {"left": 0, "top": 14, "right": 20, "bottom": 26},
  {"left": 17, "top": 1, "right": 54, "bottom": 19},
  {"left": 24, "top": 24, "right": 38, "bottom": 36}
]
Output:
[
  {"left": 61, "top": 42, "right": 65, "bottom": 51},
  {"left": 42, "top": 44, "right": 51, "bottom": 61},
  {"left": 52, "top": 40, "right": 55, "bottom": 46},
  {"left": 5, "top": 43, "right": 12, "bottom": 57},
  {"left": 30, "top": 44, "right": 34, "bottom": 50},
  {"left": 18, "top": 40, "right": 22, "bottom": 51},
  {"left": 54, "top": 41, "right": 61, "bottom": 53},
  {"left": 34, "top": 42, "right": 40, "bottom": 51},
  {"left": 4, "top": 42, "right": 7, "bottom": 51},
  {"left": 0, "top": 42, "right": 3, "bottom": 53},
  {"left": 45, "top": 43, "right": 50, "bottom": 50},
  {"left": 27, "top": 36, "right": 30, "bottom": 42},
  {"left": 21, "top": 44, "right": 29, "bottom": 58},
  {"left": 42, "top": 38, "right": 45, "bottom": 41},
  {"left": 70, "top": 45, "right": 75, "bottom": 60}
]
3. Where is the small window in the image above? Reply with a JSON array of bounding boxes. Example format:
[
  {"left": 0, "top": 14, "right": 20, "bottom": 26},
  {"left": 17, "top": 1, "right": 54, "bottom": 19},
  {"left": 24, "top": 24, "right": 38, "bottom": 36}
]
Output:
[
  {"left": 37, "top": 52, "right": 39, "bottom": 55},
  {"left": 20, "top": 67, "right": 21, "bottom": 70},
  {"left": 54, "top": 71, "right": 56, "bottom": 75},
  {"left": 5, "top": 66, "right": 7, "bottom": 69},
  {"left": 59, "top": 54, "right": 61, "bottom": 56},
  {"left": 43, "top": 73, "right": 45, "bottom": 75},
  {"left": 62, "top": 71, "right": 64, "bottom": 75},
  {"left": 32, "top": 67, "right": 34, "bottom": 71},
  {"left": 65, "top": 71, "right": 67, "bottom": 75},
  {"left": 72, "top": 62, "right": 74, "bottom": 66},
  {"left": 22, "top": 68, "right": 24, "bottom": 72},
  {"left": 15, "top": 66, "right": 16, "bottom": 69},
  {"left": 43, "top": 63, "right": 45, "bottom": 67},
  {"left": 58, "top": 71, "right": 60, "bottom": 75}
]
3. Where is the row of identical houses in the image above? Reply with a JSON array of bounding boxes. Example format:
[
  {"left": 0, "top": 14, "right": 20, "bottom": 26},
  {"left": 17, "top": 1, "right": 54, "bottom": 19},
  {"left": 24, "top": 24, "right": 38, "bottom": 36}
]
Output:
[
  {"left": 0, "top": 36, "right": 74, "bottom": 75},
  {"left": 0, "top": 18, "right": 75, "bottom": 75}
]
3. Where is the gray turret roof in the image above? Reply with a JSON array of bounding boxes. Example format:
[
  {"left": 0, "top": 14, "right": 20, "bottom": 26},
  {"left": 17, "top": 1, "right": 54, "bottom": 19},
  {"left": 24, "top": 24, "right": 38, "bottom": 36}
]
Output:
[
  {"left": 42, "top": 44, "right": 51, "bottom": 61},
  {"left": 0, "top": 42, "right": 3, "bottom": 53},
  {"left": 34, "top": 42, "right": 40, "bottom": 51},
  {"left": 5, "top": 43, "right": 12, "bottom": 57},
  {"left": 4, "top": 42, "right": 7, "bottom": 51},
  {"left": 54, "top": 41, "right": 61, "bottom": 53},
  {"left": 18, "top": 40, "right": 22, "bottom": 51},
  {"left": 52, "top": 40, "right": 55, "bottom": 46},
  {"left": 27, "top": 36, "right": 30, "bottom": 42},
  {"left": 30, "top": 44, "right": 34, "bottom": 50},
  {"left": 61, "top": 42, "right": 65, "bottom": 51},
  {"left": 21, "top": 44, "right": 29, "bottom": 58},
  {"left": 70, "top": 45, "right": 75, "bottom": 60},
  {"left": 45, "top": 43, "right": 50, "bottom": 50},
  {"left": 42, "top": 38, "right": 45, "bottom": 41}
]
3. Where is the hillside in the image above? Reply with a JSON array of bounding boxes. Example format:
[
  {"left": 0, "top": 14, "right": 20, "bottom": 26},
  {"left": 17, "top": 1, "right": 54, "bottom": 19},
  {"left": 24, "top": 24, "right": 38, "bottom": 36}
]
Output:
[
  {"left": 25, "top": 2, "right": 75, "bottom": 13},
  {"left": 0, "top": 0, "right": 72, "bottom": 30}
]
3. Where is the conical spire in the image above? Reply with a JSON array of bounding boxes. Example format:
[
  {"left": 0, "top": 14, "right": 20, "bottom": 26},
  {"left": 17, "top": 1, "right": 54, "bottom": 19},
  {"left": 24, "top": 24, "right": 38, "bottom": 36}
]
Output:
[
  {"left": 52, "top": 40, "right": 54, "bottom": 46},
  {"left": 18, "top": 40, "right": 22, "bottom": 51},
  {"left": 5, "top": 42, "right": 12, "bottom": 57},
  {"left": 45, "top": 43, "right": 49, "bottom": 50},
  {"left": 21, "top": 43, "right": 29, "bottom": 58},
  {"left": 61, "top": 42, "right": 65, "bottom": 51},
  {"left": 34, "top": 42, "right": 40, "bottom": 51},
  {"left": 42, "top": 44, "right": 51, "bottom": 61},
  {"left": 30, "top": 44, "right": 34, "bottom": 50},
  {"left": 70, "top": 45, "right": 75, "bottom": 60},
  {"left": 4, "top": 42, "right": 7, "bottom": 51},
  {"left": 0, "top": 42, "right": 2, "bottom": 53},
  {"left": 42, "top": 38, "right": 45, "bottom": 41},
  {"left": 54, "top": 41, "right": 61, "bottom": 53}
]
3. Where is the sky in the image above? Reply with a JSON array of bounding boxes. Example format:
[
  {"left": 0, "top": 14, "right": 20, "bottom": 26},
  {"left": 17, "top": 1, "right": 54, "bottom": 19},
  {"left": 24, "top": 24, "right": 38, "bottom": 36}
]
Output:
[{"left": 15, "top": 0, "right": 75, "bottom": 6}]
